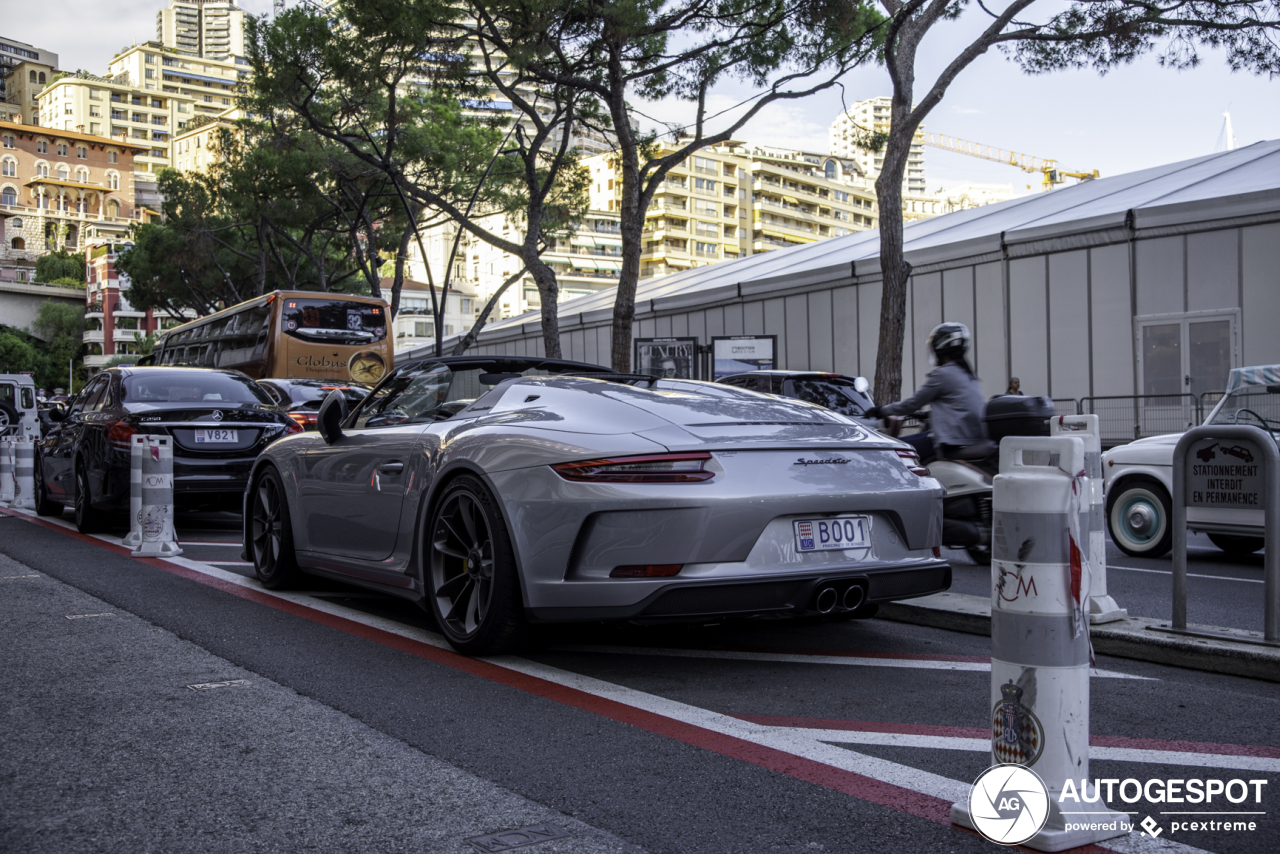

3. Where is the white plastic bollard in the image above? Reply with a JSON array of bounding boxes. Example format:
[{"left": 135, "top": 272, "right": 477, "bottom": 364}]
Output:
[
  {"left": 1050, "top": 415, "right": 1127, "bottom": 624},
  {"left": 131, "top": 435, "right": 182, "bottom": 558},
  {"left": 0, "top": 437, "right": 14, "bottom": 505},
  {"left": 122, "top": 435, "right": 147, "bottom": 548},
  {"left": 951, "top": 435, "right": 1126, "bottom": 851},
  {"left": 10, "top": 436, "right": 36, "bottom": 511}
]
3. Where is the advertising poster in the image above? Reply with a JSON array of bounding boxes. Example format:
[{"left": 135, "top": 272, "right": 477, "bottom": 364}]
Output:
[
  {"left": 712, "top": 335, "right": 777, "bottom": 380},
  {"left": 634, "top": 337, "right": 699, "bottom": 379}
]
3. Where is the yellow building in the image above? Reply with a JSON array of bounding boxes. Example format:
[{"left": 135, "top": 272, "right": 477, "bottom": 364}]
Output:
[
  {"left": 172, "top": 107, "right": 241, "bottom": 173},
  {"left": 2, "top": 37, "right": 59, "bottom": 126},
  {"left": 585, "top": 142, "right": 880, "bottom": 280}
]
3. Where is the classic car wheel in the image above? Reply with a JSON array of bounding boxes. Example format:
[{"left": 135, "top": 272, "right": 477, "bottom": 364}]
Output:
[
  {"left": 34, "top": 456, "right": 62, "bottom": 517},
  {"left": 250, "top": 468, "right": 302, "bottom": 589},
  {"left": 1207, "top": 533, "right": 1264, "bottom": 555},
  {"left": 74, "top": 461, "right": 108, "bottom": 534},
  {"left": 427, "top": 475, "right": 525, "bottom": 655},
  {"left": 1107, "top": 477, "right": 1173, "bottom": 558}
]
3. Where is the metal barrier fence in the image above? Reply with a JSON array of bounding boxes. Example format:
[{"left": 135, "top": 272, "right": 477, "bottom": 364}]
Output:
[
  {"left": 1079, "top": 394, "right": 1202, "bottom": 447},
  {"left": 1200, "top": 391, "right": 1225, "bottom": 417},
  {"left": 1051, "top": 398, "right": 1079, "bottom": 416}
]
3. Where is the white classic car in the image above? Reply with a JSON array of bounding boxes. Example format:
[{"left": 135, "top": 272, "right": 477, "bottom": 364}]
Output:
[{"left": 1102, "top": 365, "right": 1279, "bottom": 557}]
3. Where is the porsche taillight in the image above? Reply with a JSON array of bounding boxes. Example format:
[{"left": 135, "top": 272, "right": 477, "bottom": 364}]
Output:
[
  {"left": 552, "top": 452, "right": 714, "bottom": 483},
  {"left": 106, "top": 421, "right": 137, "bottom": 449},
  {"left": 895, "top": 448, "right": 930, "bottom": 477}
]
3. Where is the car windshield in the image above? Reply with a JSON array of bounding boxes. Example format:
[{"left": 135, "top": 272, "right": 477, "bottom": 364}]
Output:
[
  {"left": 1208, "top": 386, "right": 1280, "bottom": 433},
  {"left": 785, "top": 377, "right": 868, "bottom": 417},
  {"left": 122, "top": 371, "right": 274, "bottom": 406},
  {"left": 281, "top": 298, "right": 386, "bottom": 345},
  {"left": 354, "top": 364, "right": 552, "bottom": 428}
]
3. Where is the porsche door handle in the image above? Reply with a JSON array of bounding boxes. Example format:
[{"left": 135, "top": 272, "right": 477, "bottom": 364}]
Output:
[{"left": 378, "top": 461, "right": 405, "bottom": 474}]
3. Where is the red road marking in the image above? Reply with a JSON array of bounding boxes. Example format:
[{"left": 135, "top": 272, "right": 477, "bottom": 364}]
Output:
[
  {"left": 0, "top": 506, "right": 1117, "bottom": 851},
  {"left": 732, "top": 714, "right": 1280, "bottom": 759}
]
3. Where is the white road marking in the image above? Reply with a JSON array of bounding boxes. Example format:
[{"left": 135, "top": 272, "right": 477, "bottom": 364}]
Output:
[
  {"left": 551, "top": 643, "right": 1151, "bottom": 680},
  {"left": 65, "top": 613, "right": 114, "bottom": 619},
  {"left": 778, "top": 729, "right": 1280, "bottom": 772},
  {"left": 1110, "top": 565, "right": 1263, "bottom": 584}
]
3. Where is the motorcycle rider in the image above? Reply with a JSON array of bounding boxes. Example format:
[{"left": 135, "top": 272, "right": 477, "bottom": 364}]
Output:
[{"left": 863, "top": 322, "right": 987, "bottom": 463}]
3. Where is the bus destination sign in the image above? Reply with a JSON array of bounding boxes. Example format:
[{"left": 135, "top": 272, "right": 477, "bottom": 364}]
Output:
[{"left": 1185, "top": 437, "right": 1267, "bottom": 509}]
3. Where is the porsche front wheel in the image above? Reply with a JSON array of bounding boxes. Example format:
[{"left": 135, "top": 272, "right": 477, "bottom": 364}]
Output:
[
  {"left": 250, "top": 468, "right": 302, "bottom": 589},
  {"left": 426, "top": 475, "right": 526, "bottom": 655}
]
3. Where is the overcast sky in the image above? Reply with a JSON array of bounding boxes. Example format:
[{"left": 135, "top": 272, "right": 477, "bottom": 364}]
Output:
[{"left": 14, "top": 0, "right": 1280, "bottom": 193}]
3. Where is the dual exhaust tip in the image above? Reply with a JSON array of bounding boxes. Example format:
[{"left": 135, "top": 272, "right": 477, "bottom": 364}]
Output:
[{"left": 814, "top": 583, "right": 865, "bottom": 614}]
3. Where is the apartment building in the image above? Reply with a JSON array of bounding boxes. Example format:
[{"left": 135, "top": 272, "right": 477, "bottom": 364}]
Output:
[
  {"left": 829, "top": 97, "right": 927, "bottom": 195},
  {"left": 390, "top": 277, "right": 479, "bottom": 351},
  {"left": 1, "top": 38, "right": 59, "bottom": 125},
  {"left": 156, "top": 0, "right": 248, "bottom": 60},
  {"left": 83, "top": 238, "right": 186, "bottom": 371},
  {"left": 37, "top": 43, "right": 246, "bottom": 173},
  {"left": 0, "top": 119, "right": 148, "bottom": 279},
  {"left": 585, "top": 142, "right": 879, "bottom": 280},
  {"left": 409, "top": 211, "right": 623, "bottom": 327}
]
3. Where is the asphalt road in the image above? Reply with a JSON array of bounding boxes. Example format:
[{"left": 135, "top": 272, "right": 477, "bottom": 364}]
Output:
[{"left": 2, "top": 508, "right": 1277, "bottom": 854}]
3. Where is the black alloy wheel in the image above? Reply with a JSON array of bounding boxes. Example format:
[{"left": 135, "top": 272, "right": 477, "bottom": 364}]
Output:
[
  {"left": 33, "top": 456, "right": 62, "bottom": 517},
  {"left": 427, "top": 475, "right": 525, "bottom": 655},
  {"left": 0, "top": 401, "right": 17, "bottom": 437},
  {"left": 74, "top": 462, "right": 107, "bottom": 534},
  {"left": 250, "top": 468, "right": 302, "bottom": 589}
]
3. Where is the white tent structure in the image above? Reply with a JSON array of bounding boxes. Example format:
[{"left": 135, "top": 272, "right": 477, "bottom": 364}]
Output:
[{"left": 412, "top": 140, "right": 1280, "bottom": 414}]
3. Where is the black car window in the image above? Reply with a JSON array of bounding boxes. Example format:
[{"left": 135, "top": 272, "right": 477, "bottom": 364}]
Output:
[
  {"left": 121, "top": 372, "right": 274, "bottom": 406},
  {"left": 783, "top": 377, "right": 867, "bottom": 417},
  {"left": 354, "top": 365, "right": 452, "bottom": 428},
  {"left": 81, "top": 377, "right": 110, "bottom": 412},
  {"left": 257, "top": 382, "right": 287, "bottom": 406}
]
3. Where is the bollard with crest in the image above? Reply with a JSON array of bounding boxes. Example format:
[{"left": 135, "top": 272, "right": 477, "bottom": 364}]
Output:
[
  {"left": 10, "top": 436, "right": 36, "bottom": 511},
  {"left": 0, "top": 437, "right": 13, "bottom": 505},
  {"left": 131, "top": 435, "right": 182, "bottom": 558},
  {"left": 951, "top": 434, "right": 1127, "bottom": 850}
]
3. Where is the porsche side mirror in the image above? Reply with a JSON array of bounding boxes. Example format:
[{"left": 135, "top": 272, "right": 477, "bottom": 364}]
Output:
[{"left": 317, "top": 390, "right": 347, "bottom": 445}]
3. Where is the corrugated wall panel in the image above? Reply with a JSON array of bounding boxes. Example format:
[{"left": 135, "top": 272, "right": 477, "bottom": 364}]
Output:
[
  {"left": 1135, "top": 235, "right": 1185, "bottom": 316},
  {"left": 912, "top": 274, "right": 942, "bottom": 392},
  {"left": 743, "top": 301, "right": 764, "bottom": 335},
  {"left": 1047, "top": 250, "right": 1090, "bottom": 400},
  {"left": 687, "top": 311, "right": 707, "bottom": 349},
  {"left": 671, "top": 314, "right": 689, "bottom": 338},
  {"left": 1242, "top": 223, "right": 1280, "bottom": 367},
  {"left": 785, "top": 294, "right": 809, "bottom": 370},
  {"left": 724, "top": 303, "right": 744, "bottom": 336},
  {"left": 1008, "top": 257, "right": 1049, "bottom": 396},
  {"left": 808, "top": 290, "right": 834, "bottom": 372},
  {"left": 942, "top": 267, "right": 975, "bottom": 338},
  {"left": 763, "top": 299, "right": 785, "bottom": 366},
  {"left": 656, "top": 316, "right": 673, "bottom": 337},
  {"left": 974, "top": 262, "right": 1005, "bottom": 385},
  {"left": 858, "top": 281, "right": 881, "bottom": 383},
  {"left": 832, "top": 286, "right": 858, "bottom": 376},
  {"left": 1187, "top": 229, "right": 1240, "bottom": 312},
  {"left": 1089, "top": 244, "right": 1134, "bottom": 397},
  {"left": 705, "top": 306, "right": 725, "bottom": 339}
]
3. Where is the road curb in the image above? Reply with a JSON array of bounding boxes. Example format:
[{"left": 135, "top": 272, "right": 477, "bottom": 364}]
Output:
[{"left": 879, "top": 592, "right": 1280, "bottom": 683}]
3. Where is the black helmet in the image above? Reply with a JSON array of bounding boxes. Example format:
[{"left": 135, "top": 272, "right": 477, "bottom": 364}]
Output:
[{"left": 927, "top": 322, "right": 970, "bottom": 366}]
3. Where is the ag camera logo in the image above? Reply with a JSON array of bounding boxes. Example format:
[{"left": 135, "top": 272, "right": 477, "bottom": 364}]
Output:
[{"left": 968, "top": 765, "right": 1050, "bottom": 845}]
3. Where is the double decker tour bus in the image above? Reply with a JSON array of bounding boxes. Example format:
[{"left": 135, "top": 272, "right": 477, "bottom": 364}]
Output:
[{"left": 151, "top": 292, "right": 392, "bottom": 384}]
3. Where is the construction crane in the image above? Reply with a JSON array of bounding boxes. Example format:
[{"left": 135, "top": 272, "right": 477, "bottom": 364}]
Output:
[{"left": 919, "top": 133, "right": 1099, "bottom": 190}]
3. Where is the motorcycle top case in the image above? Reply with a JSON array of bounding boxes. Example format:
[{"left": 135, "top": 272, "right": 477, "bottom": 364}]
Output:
[{"left": 983, "top": 395, "right": 1053, "bottom": 442}]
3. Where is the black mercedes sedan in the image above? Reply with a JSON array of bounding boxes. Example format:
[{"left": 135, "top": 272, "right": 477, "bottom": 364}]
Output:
[
  {"left": 35, "top": 367, "right": 302, "bottom": 532},
  {"left": 256, "top": 378, "right": 372, "bottom": 431}
]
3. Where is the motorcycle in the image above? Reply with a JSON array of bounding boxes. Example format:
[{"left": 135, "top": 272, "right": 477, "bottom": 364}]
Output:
[{"left": 881, "top": 396, "right": 1055, "bottom": 566}]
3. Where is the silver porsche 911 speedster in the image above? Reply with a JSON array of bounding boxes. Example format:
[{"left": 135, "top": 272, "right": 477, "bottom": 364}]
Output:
[{"left": 244, "top": 355, "right": 949, "bottom": 654}]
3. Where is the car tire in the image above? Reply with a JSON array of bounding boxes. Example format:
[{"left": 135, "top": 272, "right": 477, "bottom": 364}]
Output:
[
  {"left": 425, "top": 474, "right": 526, "bottom": 656},
  {"left": 74, "top": 461, "right": 108, "bottom": 534},
  {"left": 1207, "top": 533, "right": 1264, "bottom": 555},
  {"left": 249, "top": 467, "right": 303, "bottom": 589},
  {"left": 34, "top": 456, "right": 62, "bottom": 517},
  {"left": 0, "top": 401, "right": 18, "bottom": 437},
  {"left": 1107, "top": 476, "right": 1173, "bottom": 558},
  {"left": 966, "top": 545, "right": 993, "bottom": 566}
]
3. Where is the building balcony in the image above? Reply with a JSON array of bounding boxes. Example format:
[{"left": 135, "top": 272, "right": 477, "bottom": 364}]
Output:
[{"left": 83, "top": 329, "right": 105, "bottom": 343}]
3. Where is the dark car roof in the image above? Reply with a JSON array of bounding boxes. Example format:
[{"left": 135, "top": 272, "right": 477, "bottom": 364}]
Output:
[
  {"left": 394, "top": 355, "right": 612, "bottom": 375},
  {"left": 115, "top": 366, "right": 253, "bottom": 380}
]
